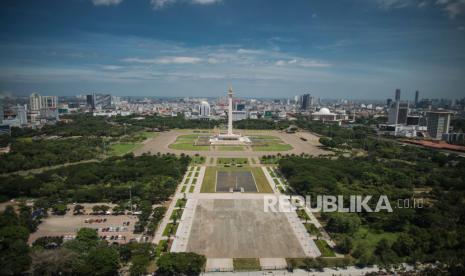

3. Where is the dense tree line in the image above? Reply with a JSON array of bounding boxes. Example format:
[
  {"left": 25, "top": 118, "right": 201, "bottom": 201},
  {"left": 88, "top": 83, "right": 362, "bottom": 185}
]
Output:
[
  {"left": 0, "top": 204, "right": 39, "bottom": 275},
  {"left": 0, "top": 153, "right": 190, "bottom": 205},
  {"left": 111, "top": 113, "right": 220, "bottom": 130},
  {"left": 234, "top": 119, "right": 292, "bottom": 130},
  {"left": 279, "top": 146, "right": 465, "bottom": 270},
  {"left": 40, "top": 114, "right": 143, "bottom": 137},
  {"left": 0, "top": 137, "right": 104, "bottom": 174}
]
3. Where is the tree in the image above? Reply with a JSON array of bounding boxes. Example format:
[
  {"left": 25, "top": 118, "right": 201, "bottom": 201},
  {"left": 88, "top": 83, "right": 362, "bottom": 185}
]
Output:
[
  {"left": 156, "top": 252, "right": 206, "bottom": 276},
  {"left": 338, "top": 235, "right": 353, "bottom": 254},
  {"left": 30, "top": 248, "right": 77, "bottom": 275},
  {"left": 75, "top": 246, "right": 120, "bottom": 276},
  {"left": 0, "top": 226, "right": 31, "bottom": 275},
  {"left": 52, "top": 203, "right": 67, "bottom": 215},
  {"left": 73, "top": 204, "right": 85, "bottom": 215},
  {"left": 130, "top": 255, "right": 150, "bottom": 276},
  {"left": 392, "top": 233, "right": 415, "bottom": 257}
]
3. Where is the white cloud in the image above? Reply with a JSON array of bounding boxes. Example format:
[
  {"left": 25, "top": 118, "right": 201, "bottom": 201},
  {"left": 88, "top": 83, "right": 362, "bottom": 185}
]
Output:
[
  {"left": 91, "top": 0, "right": 123, "bottom": 6},
  {"left": 122, "top": 56, "right": 202, "bottom": 64},
  {"left": 376, "top": 0, "right": 414, "bottom": 9},
  {"left": 443, "top": 0, "right": 465, "bottom": 18},
  {"left": 151, "top": 0, "right": 221, "bottom": 9},
  {"left": 274, "top": 58, "right": 331, "bottom": 68},
  {"left": 101, "top": 65, "right": 124, "bottom": 70}
]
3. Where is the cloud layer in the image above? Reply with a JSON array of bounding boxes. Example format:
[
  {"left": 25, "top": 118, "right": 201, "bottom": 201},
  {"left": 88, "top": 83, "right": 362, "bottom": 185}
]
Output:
[{"left": 92, "top": 0, "right": 123, "bottom": 6}]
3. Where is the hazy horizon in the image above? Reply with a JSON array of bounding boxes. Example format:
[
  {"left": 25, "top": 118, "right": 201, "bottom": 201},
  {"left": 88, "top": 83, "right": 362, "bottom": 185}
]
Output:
[{"left": 1, "top": 0, "right": 465, "bottom": 100}]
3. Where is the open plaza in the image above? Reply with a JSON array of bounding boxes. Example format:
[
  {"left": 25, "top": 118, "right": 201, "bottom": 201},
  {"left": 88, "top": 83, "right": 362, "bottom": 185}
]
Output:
[{"left": 138, "top": 118, "right": 332, "bottom": 271}]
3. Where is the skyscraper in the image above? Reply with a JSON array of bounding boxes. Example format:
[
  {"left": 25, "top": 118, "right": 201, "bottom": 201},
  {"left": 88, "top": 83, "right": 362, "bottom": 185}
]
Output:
[
  {"left": 300, "top": 94, "right": 311, "bottom": 111},
  {"left": 426, "top": 111, "right": 451, "bottom": 140},
  {"left": 414, "top": 90, "right": 419, "bottom": 107},
  {"left": 388, "top": 101, "right": 408, "bottom": 125},
  {"left": 395, "top": 89, "right": 401, "bottom": 101}
]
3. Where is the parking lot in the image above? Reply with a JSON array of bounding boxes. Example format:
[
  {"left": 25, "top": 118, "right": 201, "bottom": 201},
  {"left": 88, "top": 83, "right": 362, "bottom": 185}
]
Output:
[{"left": 28, "top": 204, "right": 141, "bottom": 245}]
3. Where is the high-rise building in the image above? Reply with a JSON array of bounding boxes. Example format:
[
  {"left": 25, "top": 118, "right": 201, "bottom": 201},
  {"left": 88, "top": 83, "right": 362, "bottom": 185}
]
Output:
[
  {"left": 30, "top": 93, "right": 42, "bottom": 111},
  {"left": 395, "top": 89, "right": 401, "bottom": 101},
  {"left": 15, "top": 105, "right": 28, "bottom": 125},
  {"left": 86, "top": 93, "right": 112, "bottom": 110},
  {"left": 300, "top": 94, "right": 311, "bottom": 111},
  {"left": 388, "top": 101, "right": 408, "bottom": 125},
  {"left": 41, "top": 96, "right": 58, "bottom": 108},
  {"left": 29, "top": 93, "right": 58, "bottom": 111},
  {"left": 387, "top": 98, "right": 392, "bottom": 107},
  {"left": 426, "top": 111, "right": 451, "bottom": 140},
  {"left": 86, "top": 94, "right": 94, "bottom": 108},
  {"left": 414, "top": 90, "right": 419, "bottom": 107},
  {"left": 199, "top": 101, "right": 211, "bottom": 117}
]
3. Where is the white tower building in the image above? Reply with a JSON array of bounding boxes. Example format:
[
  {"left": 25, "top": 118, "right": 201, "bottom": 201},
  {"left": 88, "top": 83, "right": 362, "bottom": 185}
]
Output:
[{"left": 199, "top": 101, "right": 210, "bottom": 117}]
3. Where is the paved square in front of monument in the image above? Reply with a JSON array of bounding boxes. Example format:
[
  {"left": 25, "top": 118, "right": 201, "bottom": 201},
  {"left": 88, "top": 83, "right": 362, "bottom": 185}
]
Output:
[
  {"left": 186, "top": 199, "right": 306, "bottom": 258},
  {"left": 216, "top": 171, "right": 257, "bottom": 192}
]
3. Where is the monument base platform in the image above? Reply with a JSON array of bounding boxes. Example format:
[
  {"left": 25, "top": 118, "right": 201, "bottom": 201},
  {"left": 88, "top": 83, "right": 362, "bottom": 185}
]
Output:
[{"left": 209, "top": 134, "right": 251, "bottom": 145}]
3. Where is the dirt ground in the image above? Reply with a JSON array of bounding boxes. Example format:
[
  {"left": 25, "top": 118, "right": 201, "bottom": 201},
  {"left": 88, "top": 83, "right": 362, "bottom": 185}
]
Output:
[
  {"left": 28, "top": 203, "right": 140, "bottom": 245},
  {"left": 186, "top": 199, "right": 306, "bottom": 258}
]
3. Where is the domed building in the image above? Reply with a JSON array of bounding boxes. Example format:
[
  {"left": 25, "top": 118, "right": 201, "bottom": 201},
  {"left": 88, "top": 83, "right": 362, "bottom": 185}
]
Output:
[{"left": 311, "top": 107, "right": 341, "bottom": 125}]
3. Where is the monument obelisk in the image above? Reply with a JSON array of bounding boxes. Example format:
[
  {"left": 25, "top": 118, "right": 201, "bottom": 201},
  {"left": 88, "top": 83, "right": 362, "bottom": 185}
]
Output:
[{"left": 227, "top": 86, "right": 233, "bottom": 136}]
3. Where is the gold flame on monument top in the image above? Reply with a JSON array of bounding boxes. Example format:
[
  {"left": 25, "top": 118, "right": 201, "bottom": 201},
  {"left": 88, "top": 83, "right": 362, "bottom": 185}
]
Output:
[{"left": 228, "top": 86, "right": 233, "bottom": 96}]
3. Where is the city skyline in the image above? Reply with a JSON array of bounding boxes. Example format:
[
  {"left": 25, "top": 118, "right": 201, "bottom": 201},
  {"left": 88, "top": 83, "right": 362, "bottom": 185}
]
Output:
[{"left": 1, "top": 0, "right": 465, "bottom": 99}]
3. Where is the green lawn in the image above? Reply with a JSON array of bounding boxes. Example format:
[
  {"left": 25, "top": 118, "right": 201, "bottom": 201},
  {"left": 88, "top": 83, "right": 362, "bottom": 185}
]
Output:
[
  {"left": 233, "top": 258, "right": 261, "bottom": 271},
  {"left": 109, "top": 143, "right": 140, "bottom": 156},
  {"left": 217, "top": 146, "right": 245, "bottom": 151},
  {"left": 252, "top": 143, "right": 293, "bottom": 151},
  {"left": 189, "top": 185, "right": 195, "bottom": 193},
  {"left": 155, "top": 240, "right": 168, "bottom": 257},
  {"left": 296, "top": 209, "right": 310, "bottom": 221},
  {"left": 351, "top": 226, "right": 400, "bottom": 254},
  {"left": 169, "top": 134, "right": 210, "bottom": 151},
  {"left": 304, "top": 223, "right": 320, "bottom": 236},
  {"left": 273, "top": 178, "right": 280, "bottom": 185},
  {"left": 180, "top": 186, "right": 186, "bottom": 193},
  {"left": 314, "top": 239, "right": 336, "bottom": 257},
  {"left": 217, "top": 157, "right": 248, "bottom": 164},
  {"left": 162, "top": 223, "right": 179, "bottom": 236},
  {"left": 183, "top": 178, "right": 190, "bottom": 185},
  {"left": 170, "top": 209, "right": 183, "bottom": 220},
  {"left": 250, "top": 167, "right": 273, "bottom": 193},
  {"left": 175, "top": 199, "right": 187, "bottom": 208},
  {"left": 200, "top": 167, "right": 217, "bottom": 193}
]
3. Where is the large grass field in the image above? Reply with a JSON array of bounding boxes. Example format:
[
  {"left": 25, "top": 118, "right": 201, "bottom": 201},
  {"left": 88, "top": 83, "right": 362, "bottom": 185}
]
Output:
[
  {"left": 109, "top": 131, "right": 158, "bottom": 156},
  {"left": 109, "top": 143, "right": 140, "bottom": 156},
  {"left": 200, "top": 167, "right": 217, "bottom": 193},
  {"left": 217, "top": 146, "right": 245, "bottom": 151},
  {"left": 250, "top": 135, "right": 293, "bottom": 152},
  {"left": 200, "top": 166, "right": 273, "bottom": 193},
  {"left": 168, "top": 134, "right": 210, "bottom": 151}
]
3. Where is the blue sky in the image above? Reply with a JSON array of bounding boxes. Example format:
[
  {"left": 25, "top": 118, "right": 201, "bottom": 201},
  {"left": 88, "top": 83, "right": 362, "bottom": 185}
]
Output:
[{"left": 0, "top": 0, "right": 464, "bottom": 99}]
